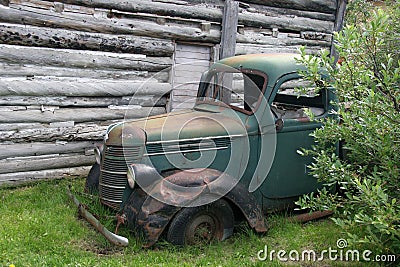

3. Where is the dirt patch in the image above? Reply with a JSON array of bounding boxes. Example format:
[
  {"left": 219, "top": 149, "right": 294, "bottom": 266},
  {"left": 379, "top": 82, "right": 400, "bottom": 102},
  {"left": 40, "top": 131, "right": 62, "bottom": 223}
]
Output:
[{"left": 69, "top": 238, "right": 125, "bottom": 256}]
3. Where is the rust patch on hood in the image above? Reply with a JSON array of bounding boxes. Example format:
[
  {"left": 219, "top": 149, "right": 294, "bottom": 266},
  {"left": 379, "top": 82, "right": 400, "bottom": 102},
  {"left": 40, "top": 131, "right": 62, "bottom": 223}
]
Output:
[{"left": 105, "top": 122, "right": 146, "bottom": 147}]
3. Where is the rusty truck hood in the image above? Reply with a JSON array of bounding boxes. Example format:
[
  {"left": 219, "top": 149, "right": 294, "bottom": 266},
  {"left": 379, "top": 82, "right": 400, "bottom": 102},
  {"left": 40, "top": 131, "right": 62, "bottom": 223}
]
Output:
[{"left": 105, "top": 108, "right": 247, "bottom": 146}]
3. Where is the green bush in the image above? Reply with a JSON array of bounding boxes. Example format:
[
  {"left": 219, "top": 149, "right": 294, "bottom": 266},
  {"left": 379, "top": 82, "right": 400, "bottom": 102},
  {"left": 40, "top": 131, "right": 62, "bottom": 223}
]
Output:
[{"left": 295, "top": 1, "right": 400, "bottom": 255}]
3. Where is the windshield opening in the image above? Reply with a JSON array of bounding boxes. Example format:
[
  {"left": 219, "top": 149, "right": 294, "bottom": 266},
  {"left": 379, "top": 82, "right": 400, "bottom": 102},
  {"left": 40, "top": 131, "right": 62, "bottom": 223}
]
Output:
[{"left": 196, "top": 67, "right": 267, "bottom": 114}]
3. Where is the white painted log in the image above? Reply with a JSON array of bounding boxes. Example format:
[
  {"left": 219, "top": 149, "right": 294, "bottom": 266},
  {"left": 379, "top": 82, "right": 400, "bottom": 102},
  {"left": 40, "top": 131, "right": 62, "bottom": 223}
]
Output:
[
  {"left": 98, "top": 2, "right": 334, "bottom": 34},
  {"left": 156, "top": 0, "right": 223, "bottom": 5},
  {"left": 0, "top": 4, "right": 221, "bottom": 43},
  {"left": 241, "top": 2, "right": 336, "bottom": 21},
  {"left": 0, "top": 120, "right": 113, "bottom": 131},
  {"left": 0, "top": 23, "right": 174, "bottom": 56},
  {"left": 240, "top": 0, "right": 337, "bottom": 14},
  {"left": 0, "top": 63, "right": 169, "bottom": 82},
  {"left": 0, "top": 106, "right": 165, "bottom": 123},
  {"left": 39, "top": 0, "right": 224, "bottom": 23},
  {"left": 0, "top": 122, "right": 109, "bottom": 142},
  {"left": 0, "top": 141, "right": 100, "bottom": 160},
  {"left": 237, "top": 29, "right": 331, "bottom": 47},
  {"left": 0, "top": 153, "right": 94, "bottom": 174},
  {"left": 0, "top": 78, "right": 171, "bottom": 97},
  {"left": 0, "top": 122, "right": 45, "bottom": 131},
  {"left": 0, "top": 44, "right": 172, "bottom": 71},
  {"left": 238, "top": 10, "right": 334, "bottom": 33},
  {"left": 0, "top": 166, "right": 91, "bottom": 185},
  {"left": 235, "top": 44, "right": 322, "bottom": 55},
  {"left": 0, "top": 95, "right": 167, "bottom": 107},
  {"left": 39, "top": 0, "right": 336, "bottom": 24}
]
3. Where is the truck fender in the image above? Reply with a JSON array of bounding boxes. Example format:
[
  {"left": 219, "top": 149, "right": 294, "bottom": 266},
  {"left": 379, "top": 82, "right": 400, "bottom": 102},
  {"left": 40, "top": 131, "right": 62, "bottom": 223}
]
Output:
[
  {"left": 122, "top": 165, "right": 267, "bottom": 247},
  {"left": 225, "top": 183, "right": 268, "bottom": 233}
]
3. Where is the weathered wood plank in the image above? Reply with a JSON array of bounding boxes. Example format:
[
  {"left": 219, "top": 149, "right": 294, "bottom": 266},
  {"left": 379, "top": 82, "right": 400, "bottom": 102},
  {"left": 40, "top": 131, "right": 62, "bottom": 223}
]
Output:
[
  {"left": 171, "top": 101, "right": 195, "bottom": 110},
  {"left": 174, "top": 58, "right": 211, "bottom": 66},
  {"left": 0, "top": 106, "right": 165, "bottom": 123},
  {"left": 220, "top": 0, "right": 239, "bottom": 59},
  {"left": 0, "top": 4, "right": 221, "bottom": 43},
  {"left": 0, "top": 78, "right": 171, "bottom": 97},
  {"left": 0, "top": 44, "right": 172, "bottom": 71},
  {"left": 0, "top": 23, "right": 174, "bottom": 56},
  {"left": 172, "top": 89, "right": 198, "bottom": 97},
  {"left": 333, "top": 0, "right": 347, "bottom": 32},
  {"left": 0, "top": 122, "right": 109, "bottom": 142},
  {"left": 175, "top": 44, "right": 211, "bottom": 54},
  {"left": 171, "top": 95, "right": 196, "bottom": 103},
  {"left": 174, "top": 64, "right": 209, "bottom": 74},
  {"left": 0, "top": 95, "right": 167, "bottom": 107},
  {"left": 175, "top": 50, "right": 210, "bottom": 61},
  {"left": 331, "top": 0, "right": 347, "bottom": 61},
  {"left": 0, "top": 141, "right": 100, "bottom": 160},
  {"left": 0, "top": 166, "right": 91, "bottom": 185},
  {"left": 0, "top": 63, "right": 169, "bottom": 81},
  {"left": 0, "top": 153, "right": 94, "bottom": 174},
  {"left": 240, "top": 0, "right": 337, "bottom": 14},
  {"left": 174, "top": 76, "right": 202, "bottom": 85},
  {"left": 173, "top": 72, "right": 204, "bottom": 81}
]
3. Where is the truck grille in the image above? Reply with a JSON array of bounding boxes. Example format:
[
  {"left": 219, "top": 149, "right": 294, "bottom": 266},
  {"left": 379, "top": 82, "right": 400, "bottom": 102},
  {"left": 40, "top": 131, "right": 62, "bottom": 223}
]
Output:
[{"left": 99, "top": 145, "right": 143, "bottom": 209}]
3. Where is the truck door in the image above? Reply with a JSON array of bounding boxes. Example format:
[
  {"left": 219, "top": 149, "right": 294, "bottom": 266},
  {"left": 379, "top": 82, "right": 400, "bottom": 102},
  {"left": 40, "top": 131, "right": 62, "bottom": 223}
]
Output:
[{"left": 260, "top": 74, "right": 329, "bottom": 200}]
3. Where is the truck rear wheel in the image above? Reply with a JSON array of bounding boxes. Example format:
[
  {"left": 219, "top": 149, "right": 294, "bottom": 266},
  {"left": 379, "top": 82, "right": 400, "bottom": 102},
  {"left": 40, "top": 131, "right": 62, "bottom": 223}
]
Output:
[
  {"left": 167, "top": 199, "right": 234, "bottom": 246},
  {"left": 84, "top": 163, "right": 100, "bottom": 194}
]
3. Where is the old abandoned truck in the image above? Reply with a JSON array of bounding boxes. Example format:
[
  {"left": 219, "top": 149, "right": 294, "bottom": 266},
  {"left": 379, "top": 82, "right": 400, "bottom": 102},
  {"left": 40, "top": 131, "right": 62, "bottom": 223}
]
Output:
[{"left": 68, "top": 53, "right": 337, "bottom": 247}]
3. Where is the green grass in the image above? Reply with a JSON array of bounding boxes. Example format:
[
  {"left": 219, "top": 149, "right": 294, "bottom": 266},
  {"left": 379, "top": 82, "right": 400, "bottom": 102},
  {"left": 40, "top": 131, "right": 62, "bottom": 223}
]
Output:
[{"left": 0, "top": 178, "right": 378, "bottom": 267}]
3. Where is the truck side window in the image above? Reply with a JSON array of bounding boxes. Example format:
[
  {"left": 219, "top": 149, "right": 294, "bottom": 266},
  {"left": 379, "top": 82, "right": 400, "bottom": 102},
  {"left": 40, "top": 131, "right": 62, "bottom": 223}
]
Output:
[
  {"left": 230, "top": 73, "right": 264, "bottom": 112},
  {"left": 271, "top": 79, "right": 326, "bottom": 119},
  {"left": 200, "top": 70, "right": 266, "bottom": 114}
]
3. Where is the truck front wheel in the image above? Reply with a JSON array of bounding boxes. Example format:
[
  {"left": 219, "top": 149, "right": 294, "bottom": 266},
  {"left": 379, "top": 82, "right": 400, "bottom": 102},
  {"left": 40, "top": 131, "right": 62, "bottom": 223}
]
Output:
[{"left": 167, "top": 199, "right": 234, "bottom": 245}]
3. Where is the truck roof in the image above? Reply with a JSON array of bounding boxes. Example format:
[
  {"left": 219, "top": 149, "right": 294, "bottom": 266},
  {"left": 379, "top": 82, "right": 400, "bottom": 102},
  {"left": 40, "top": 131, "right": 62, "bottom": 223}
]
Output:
[{"left": 216, "top": 53, "right": 305, "bottom": 85}]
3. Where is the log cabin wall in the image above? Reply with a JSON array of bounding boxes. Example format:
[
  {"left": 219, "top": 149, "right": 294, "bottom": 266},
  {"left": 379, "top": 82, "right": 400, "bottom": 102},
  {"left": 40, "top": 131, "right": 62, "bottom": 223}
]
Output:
[{"left": 0, "top": 0, "right": 345, "bottom": 184}]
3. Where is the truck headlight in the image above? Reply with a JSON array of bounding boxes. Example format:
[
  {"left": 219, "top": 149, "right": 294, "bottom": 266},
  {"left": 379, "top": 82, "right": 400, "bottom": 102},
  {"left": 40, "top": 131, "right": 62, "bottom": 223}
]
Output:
[
  {"left": 127, "top": 165, "right": 135, "bottom": 189},
  {"left": 94, "top": 146, "right": 103, "bottom": 165}
]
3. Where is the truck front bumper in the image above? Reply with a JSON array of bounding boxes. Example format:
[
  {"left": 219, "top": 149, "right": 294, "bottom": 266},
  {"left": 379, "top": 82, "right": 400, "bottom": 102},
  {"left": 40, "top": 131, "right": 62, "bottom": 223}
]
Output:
[{"left": 67, "top": 187, "right": 129, "bottom": 247}]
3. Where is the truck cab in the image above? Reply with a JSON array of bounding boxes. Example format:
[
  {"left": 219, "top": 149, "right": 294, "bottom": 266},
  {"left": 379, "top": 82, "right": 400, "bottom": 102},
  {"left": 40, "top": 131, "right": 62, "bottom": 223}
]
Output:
[{"left": 83, "top": 53, "right": 336, "bottom": 247}]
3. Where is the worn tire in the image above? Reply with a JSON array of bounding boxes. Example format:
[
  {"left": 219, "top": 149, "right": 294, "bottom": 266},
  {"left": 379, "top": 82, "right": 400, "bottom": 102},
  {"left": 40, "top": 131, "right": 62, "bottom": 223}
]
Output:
[
  {"left": 167, "top": 199, "right": 234, "bottom": 246},
  {"left": 84, "top": 163, "right": 100, "bottom": 194}
]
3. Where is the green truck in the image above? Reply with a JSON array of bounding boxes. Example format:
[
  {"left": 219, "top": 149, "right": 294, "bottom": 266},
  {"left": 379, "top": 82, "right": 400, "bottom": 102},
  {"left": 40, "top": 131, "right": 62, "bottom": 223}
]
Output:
[{"left": 69, "top": 53, "right": 337, "bottom": 247}]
